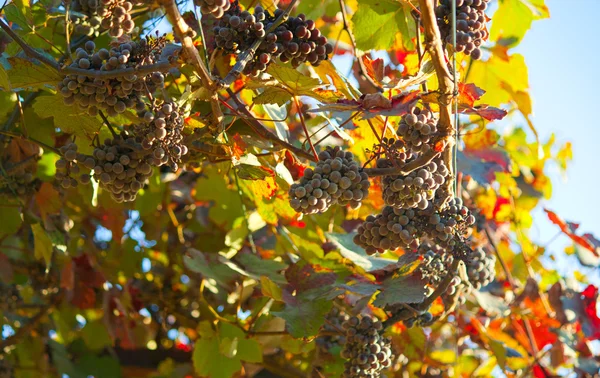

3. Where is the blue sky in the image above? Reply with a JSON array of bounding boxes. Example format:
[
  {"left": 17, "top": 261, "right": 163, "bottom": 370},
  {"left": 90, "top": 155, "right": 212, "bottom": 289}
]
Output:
[{"left": 512, "top": 0, "right": 600, "bottom": 278}]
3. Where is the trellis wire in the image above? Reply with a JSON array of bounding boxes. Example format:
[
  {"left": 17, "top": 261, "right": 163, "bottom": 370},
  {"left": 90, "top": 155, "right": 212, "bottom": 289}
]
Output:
[{"left": 451, "top": 0, "right": 459, "bottom": 198}]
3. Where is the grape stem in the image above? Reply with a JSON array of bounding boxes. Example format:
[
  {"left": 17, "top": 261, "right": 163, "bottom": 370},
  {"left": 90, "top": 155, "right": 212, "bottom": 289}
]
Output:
[
  {"left": 417, "top": 0, "right": 455, "bottom": 196},
  {"left": 217, "top": 0, "right": 300, "bottom": 88},
  {"left": 361, "top": 144, "right": 443, "bottom": 177},
  {"left": 158, "top": 0, "right": 224, "bottom": 131},
  {"left": 225, "top": 88, "right": 317, "bottom": 162}
]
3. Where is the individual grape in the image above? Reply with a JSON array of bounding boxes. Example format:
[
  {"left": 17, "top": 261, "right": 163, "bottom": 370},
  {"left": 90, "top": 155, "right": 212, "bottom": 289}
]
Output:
[
  {"left": 288, "top": 146, "right": 370, "bottom": 214},
  {"left": 436, "top": 0, "right": 490, "bottom": 59},
  {"left": 340, "top": 315, "right": 393, "bottom": 378}
]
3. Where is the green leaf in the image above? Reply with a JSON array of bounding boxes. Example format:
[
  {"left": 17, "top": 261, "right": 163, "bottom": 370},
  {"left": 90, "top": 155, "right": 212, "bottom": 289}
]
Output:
[
  {"left": 273, "top": 297, "right": 333, "bottom": 338},
  {"left": 219, "top": 323, "right": 263, "bottom": 363},
  {"left": 193, "top": 322, "right": 261, "bottom": 378},
  {"left": 372, "top": 274, "right": 427, "bottom": 307},
  {"left": 238, "top": 253, "right": 287, "bottom": 285},
  {"left": 0, "top": 200, "right": 23, "bottom": 236},
  {"left": 82, "top": 320, "right": 112, "bottom": 351},
  {"left": 219, "top": 337, "right": 238, "bottom": 358},
  {"left": 490, "top": 0, "right": 549, "bottom": 45},
  {"left": 3, "top": 3, "right": 33, "bottom": 31},
  {"left": 32, "top": 223, "right": 53, "bottom": 268},
  {"left": 234, "top": 164, "right": 275, "bottom": 180},
  {"left": 260, "top": 275, "right": 283, "bottom": 301},
  {"left": 253, "top": 87, "right": 292, "bottom": 106},
  {"left": 489, "top": 339, "right": 507, "bottom": 369},
  {"left": 6, "top": 57, "right": 61, "bottom": 90},
  {"left": 351, "top": 0, "right": 415, "bottom": 51},
  {"left": 266, "top": 64, "right": 321, "bottom": 93},
  {"left": 76, "top": 355, "right": 122, "bottom": 378},
  {"left": 33, "top": 95, "right": 103, "bottom": 139},
  {"left": 14, "top": 0, "right": 33, "bottom": 28},
  {"left": 0, "top": 65, "right": 10, "bottom": 91},
  {"left": 184, "top": 248, "right": 236, "bottom": 288},
  {"left": 326, "top": 232, "right": 395, "bottom": 271}
]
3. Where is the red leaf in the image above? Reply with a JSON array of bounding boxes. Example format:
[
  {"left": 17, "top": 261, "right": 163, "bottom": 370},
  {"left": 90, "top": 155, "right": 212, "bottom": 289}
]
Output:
[
  {"left": 361, "top": 56, "right": 385, "bottom": 84},
  {"left": 284, "top": 262, "right": 336, "bottom": 295},
  {"left": 283, "top": 150, "right": 307, "bottom": 181},
  {"left": 363, "top": 91, "right": 420, "bottom": 118},
  {"left": 460, "top": 105, "right": 508, "bottom": 121},
  {"left": 458, "top": 83, "right": 485, "bottom": 107},
  {"left": 544, "top": 209, "right": 599, "bottom": 257},
  {"left": 231, "top": 133, "right": 246, "bottom": 159}
]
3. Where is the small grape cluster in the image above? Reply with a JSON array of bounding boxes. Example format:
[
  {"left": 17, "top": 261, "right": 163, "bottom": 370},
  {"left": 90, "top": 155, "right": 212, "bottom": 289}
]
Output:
[
  {"left": 195, "top": 0, "right": 231, "bottom": 19},
  {"left": 58, "top": 39, "right": 166, "bottom": 116},
  {"left": 465, "top": 247, "right": 496, "bottom": 290},
  {"left": 380, "top": 157, "right": 449, "bottom": 210},
  {"left": 340, "top": 316, "right": 393, "bottom": 378},
  {"left": 66, "top": 0, "right": 137, "bottom": 38},
  {"left": 0, "top": 283, "right": 20, "bottom": 313},
  {"left": 289, "top": 147, "right": 370, "bottom": 214},
  {"left": 55, "top": 135, "right": 157, "bottom": 202},
  {"left": 98, "top": 0, "right": 137, "bottom": 37},
  {"left": 416, "top": 243, "right": 454, "bottom": 287},
  {"left": 396, "top": 107, "right": 438, "bottom": 154},
  {"left": 213, "top": 5, "right": 332, "bottom": 76},
  {"left": 424, "top": 197, "right": 476, "bottom": 249},
  {"left": 436, "top": 0, "right": 490, "bottom": 60},
  {"left": 135, "top": 102, "right": 188, "bottom": 171},
  {"left": 353, "top": 206, "right": 420, "bottom": 255},
  {"left": 0, "top": 168, "right": 38, "bottom": 196},
  {"left": 71, "top": 14, "right": 103, "bottom": 37},
  {"left": 277, "top": 13, "right": 334, "bottom": 68},
  {"left": 317, "top": 307, "right": 349, "bottom": 353}
]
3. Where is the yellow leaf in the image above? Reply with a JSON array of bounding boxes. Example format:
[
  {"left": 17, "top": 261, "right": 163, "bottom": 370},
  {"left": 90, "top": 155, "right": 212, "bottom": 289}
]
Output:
[
  {"left": 468, "top": 54, "right": 529, "bottom": 107},
  {"left": 490, "top": 0, "right": 549, "bottom": 44},
  {"left": 260, "top": 276, "right": 282, "bottom": 301},
  {"left": 32, "top": 224, "right": 53, "bottom": 268}
]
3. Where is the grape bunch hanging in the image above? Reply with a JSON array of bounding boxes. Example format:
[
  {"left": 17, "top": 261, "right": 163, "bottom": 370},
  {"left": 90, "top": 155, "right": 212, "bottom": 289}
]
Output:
[
  {"left": 57, "top": 38, "right": 167, "bottom": 117},
  {"left": 396, "top": 107, "right": 438, "bottom": 154},
  {"left": 340, "top": 316, "right": 393, "bottom": 378},
  {"left": 64, "top": 0, "right": 139, "bottom": 37},
  {"left": 288, "top": 146, "right": 370, "bottom": 214},
  {"left": 212, "top": 4, "right": 333, "bottom": 76},
  {"left": 435, "top": 0, "right": 490, "bottom": 60}
]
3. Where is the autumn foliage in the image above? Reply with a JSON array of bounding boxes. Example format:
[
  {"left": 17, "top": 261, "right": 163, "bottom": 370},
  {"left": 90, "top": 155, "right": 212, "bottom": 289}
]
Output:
[{"left": 0, "top": 0, "right": 597, "bottom": 377}]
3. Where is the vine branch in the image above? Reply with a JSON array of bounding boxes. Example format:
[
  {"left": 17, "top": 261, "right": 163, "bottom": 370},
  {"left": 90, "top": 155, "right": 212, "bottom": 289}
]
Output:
[
  {"left": 158, "top": 0, "right": 224, "bottom": 130},
  {"left": 417, "top": 0, "right": 455, "bottom": 194}
]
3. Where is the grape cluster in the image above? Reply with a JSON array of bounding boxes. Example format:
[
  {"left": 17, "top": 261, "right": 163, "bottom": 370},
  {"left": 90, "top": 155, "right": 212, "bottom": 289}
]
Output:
[
  {"left": 66, "top": 0, "right": 137, "bottom": 37},
  {"left": 58, "top": 39, "right": 166, "bottom": 116},
  {"left": 353, "top": 206, "right": 420, "bottom": 255},
  {"left": 55, "top": 135, "right": 157, "bottom": 202},
  {"left": 396, "top": 108, "right": 438, "bottom": 154},
  {"left": 135, "top": 102, "right": 188, "bottom": 171},
  {"left": 416, "top": 243, "right": 454, "bottom": 287},
  {"left": 380, "top": 157, "right": 449, "bottom": 210},
  {"left": 289, "top": 147, "right": 370, "bottom": 214},
  {"left": 195, "top": 0, "right": 231, "bottom": 19},
  {"left": 0, "top": 169, "right": 38, "bottom": 196},
  {"left": 465, "top": 247, "right": 496, "bottom": 290},
  {"left": 213, "top": 6, "right": 332, "bottom": 76},
  {"left": 277, "top": 13, "right": 334, "bottom": 68},
  {"left": 0, "top": 283, "right": 20, "bottom": 313},
  {"left": 71, "top": 14, "right": 103, "bottom": 37},
  {"left": 317, "top": 307, "right": 349, "bottom": 352},
  {"left": 340, "top": 316, "right": 393, "bottom": 378},
  {"left": 424, "top": 197, "right": 476, "bottom": 250},
  {"left": 436, "top": 0, "right": 490, "bottom": 60}
]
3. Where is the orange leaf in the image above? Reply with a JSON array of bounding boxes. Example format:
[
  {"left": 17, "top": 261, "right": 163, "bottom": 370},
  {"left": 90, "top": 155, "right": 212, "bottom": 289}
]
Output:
[
  {"left": 544, "top": 209, "right": 599, "bottom": 257},
  {"left": 361, "top": 56, "right": 385, "bottom": 84},
  {"left": 35, "top": 182, "right": 62, "bottom": 220}
]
